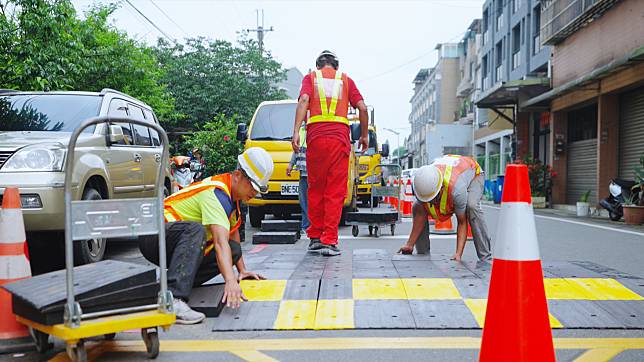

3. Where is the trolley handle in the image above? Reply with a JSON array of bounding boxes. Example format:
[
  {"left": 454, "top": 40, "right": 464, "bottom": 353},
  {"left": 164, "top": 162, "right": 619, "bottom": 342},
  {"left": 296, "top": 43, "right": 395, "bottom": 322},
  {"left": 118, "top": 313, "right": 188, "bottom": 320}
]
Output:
[{"left": 63, "top": 116, "right": 171, "bottom": 327}]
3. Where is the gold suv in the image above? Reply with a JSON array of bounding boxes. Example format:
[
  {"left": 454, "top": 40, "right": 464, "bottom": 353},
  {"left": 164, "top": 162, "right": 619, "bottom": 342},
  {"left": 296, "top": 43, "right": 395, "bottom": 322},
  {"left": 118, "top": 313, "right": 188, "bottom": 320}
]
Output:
[{"left": 0, "top": 88, "right": 172, "bottom": 265}]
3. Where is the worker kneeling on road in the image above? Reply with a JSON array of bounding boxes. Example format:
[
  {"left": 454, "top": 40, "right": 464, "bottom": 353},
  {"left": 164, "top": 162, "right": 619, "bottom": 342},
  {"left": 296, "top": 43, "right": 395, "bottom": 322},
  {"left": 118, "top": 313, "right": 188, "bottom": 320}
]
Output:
[
  {"left": 139, "top": 147, "right": 274, "bottom": 324},
  {"left": 398, "top": 155, "right": 492, "bottom": 261}
]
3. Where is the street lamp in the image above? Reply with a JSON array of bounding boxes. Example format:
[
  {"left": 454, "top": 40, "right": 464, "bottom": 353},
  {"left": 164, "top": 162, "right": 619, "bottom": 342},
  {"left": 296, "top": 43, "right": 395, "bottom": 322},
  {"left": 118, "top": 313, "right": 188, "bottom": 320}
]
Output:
[{"left": 383, "top": 128, "right": 401, "bottom": 167}]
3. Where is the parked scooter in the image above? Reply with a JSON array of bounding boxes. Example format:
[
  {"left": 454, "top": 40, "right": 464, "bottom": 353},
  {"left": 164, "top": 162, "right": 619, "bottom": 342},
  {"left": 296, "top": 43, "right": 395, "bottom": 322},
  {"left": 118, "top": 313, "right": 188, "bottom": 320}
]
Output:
[
  {"left": 170, "top": 155, "right": 194, "bottom": 190},
  {"left": 599, "top": 179, "right": 642, "bottom": 221}
]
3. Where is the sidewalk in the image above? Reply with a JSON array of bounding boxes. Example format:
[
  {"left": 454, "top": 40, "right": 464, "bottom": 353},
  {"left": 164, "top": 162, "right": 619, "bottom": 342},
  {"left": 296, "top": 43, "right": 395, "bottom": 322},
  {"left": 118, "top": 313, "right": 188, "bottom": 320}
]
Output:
[{"left": 482, "top": 200, "right": 644, "bottom": 234}]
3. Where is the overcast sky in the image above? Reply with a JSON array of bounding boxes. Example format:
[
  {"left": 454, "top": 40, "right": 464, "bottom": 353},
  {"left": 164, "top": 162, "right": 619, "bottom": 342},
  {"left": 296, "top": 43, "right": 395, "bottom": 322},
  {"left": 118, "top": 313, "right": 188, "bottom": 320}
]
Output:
[{"left": 72, "top": 0, "right": 485, "bottom": 147}]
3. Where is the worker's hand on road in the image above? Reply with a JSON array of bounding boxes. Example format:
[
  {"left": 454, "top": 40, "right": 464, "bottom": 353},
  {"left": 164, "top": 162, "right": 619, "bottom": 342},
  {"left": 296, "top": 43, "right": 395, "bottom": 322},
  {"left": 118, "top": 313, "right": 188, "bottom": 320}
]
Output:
[
  {"left": 292, "top": 132, "right": 301, "bottom": 153},
  {"left": 358, "top": 135, "right": 369, "bottom": 152},
  {"left": 450, "top": 253, "right": 462, "bottom": 262},
  {"left": 222, "top": 281, "right": 247, "bottom": 309},
  {"left": 238, "top": 270, "right": 266, "bottom": 281},
  {"left": 398, "top": 244, "right": 414, "bottom": 255},
  {"left": 286, "top": 165, "right": 292, "bottom": 177}
]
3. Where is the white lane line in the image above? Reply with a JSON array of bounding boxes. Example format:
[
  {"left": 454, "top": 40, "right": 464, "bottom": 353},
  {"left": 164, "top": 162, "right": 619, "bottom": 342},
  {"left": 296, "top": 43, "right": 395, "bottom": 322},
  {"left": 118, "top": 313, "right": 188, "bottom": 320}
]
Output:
[{"left": 483, "top": 205, "right": 644, "bottom": 237}]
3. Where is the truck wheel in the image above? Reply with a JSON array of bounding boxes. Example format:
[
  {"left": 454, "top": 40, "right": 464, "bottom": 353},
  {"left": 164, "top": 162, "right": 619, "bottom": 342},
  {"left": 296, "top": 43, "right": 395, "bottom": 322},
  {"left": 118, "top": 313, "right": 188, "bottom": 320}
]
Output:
[
  {"left": 372, "top": 197, "right": 380, "bottom": 208},
  {"left": 249, "top": 207, "right": 265, "bottom": 228},
  {"left": 74, "top": 187, "right": 106, "bottom": 265},
  {"left": 352, "top": 225, "right": 359, "bottom": 237}
]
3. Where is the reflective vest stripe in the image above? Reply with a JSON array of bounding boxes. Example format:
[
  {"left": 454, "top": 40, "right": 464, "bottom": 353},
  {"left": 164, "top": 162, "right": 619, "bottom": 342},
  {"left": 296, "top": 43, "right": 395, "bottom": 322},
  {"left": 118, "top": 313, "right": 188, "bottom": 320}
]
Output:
[
  {"left": 164, "top": 180, "right": 229, "bottom": 204},
  {"left": 440, "top": 165, "right": 454, "bottom": 215},
  {"left": 308, "top": 115, "right": 350, "bottom": 125},
  {"left": 328, "top": 70, "right": 343, "bottom": 116},
  {"left": 310, "top": 70, "right": 349, "bottom": 125},
  {"left": 163, "top": 206, "right": 181, "bottom": 222},
  {"left": 315, "top": 70, "right": 329, "bottom": 115}
]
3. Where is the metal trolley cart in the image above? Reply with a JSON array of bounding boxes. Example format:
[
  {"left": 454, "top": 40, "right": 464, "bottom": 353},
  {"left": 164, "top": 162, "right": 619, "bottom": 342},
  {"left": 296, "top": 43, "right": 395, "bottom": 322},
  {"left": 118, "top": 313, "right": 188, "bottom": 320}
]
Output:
[
  {"left": 347, "top": 164, "right": 402, "bottom": 238},
  {"left": 8, "top": 117, "right": 175, "bottom": 361}
]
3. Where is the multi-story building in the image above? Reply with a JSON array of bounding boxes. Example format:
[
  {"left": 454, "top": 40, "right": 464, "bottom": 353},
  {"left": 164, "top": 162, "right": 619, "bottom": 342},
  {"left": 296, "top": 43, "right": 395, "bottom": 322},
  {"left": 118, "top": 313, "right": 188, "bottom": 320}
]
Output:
[
  {"left": 524, "top": 0, "right": 644, "bottom": 205},
  {"left": 456, "top": 19, "right": 482, "bottom": 126},
  {"left": 475, "top": 0, "right": 552, "bottom": 180},
  {"left": 408, "top": 43, "right": 466, "bottom": 167}
]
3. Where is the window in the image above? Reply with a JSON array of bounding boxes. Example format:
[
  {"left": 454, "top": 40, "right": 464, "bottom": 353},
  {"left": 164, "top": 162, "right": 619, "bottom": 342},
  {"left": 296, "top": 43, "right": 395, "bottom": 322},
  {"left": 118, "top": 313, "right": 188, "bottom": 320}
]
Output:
[
  {"left": 512, "top": 0, "right": 521, "bottom": 14},
  {"left": 496, "top": 41, "right": 503, "bottom": 82},
  {"left": 108, "top": 99, "right": 133, "bottom": 145},
  {"left": 533, "top": 4, "right": 542, "bottom": 55},
  {"left": 496, "top": 0, "right": 504, "bottom": 30},
  {"left": 512, "top": 25, "right": 521, "bottom": 69},
  {"left": 144, "top": 109, "right": 161, "bottom": 146},
  {"left": 129, "top": 105, "right": 151, "bottom": 146}
]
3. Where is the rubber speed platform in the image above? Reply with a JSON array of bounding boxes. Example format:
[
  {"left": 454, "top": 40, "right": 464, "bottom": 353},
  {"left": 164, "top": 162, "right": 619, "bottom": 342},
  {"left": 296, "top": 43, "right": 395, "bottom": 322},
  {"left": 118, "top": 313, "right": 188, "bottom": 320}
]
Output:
[{"left": 208, "top": 249, "right": 644, "bottom": 331}]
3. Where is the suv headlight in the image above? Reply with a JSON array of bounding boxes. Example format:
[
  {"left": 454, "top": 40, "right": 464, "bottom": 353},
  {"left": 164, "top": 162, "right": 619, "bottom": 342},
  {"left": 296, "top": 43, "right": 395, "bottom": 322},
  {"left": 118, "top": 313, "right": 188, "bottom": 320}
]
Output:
[{"left": 1, "top": 143, "right": 66, "bottom": 172}]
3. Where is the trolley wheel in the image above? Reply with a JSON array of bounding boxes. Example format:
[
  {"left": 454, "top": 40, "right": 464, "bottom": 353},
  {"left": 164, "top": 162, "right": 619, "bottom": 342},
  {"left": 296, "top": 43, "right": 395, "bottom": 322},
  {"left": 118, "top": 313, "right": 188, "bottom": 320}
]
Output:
[
  {"left": 142, "top": 327, "right": 160, "bottom": 359},
  {"left": 391, "top": 224, "right": 396, "bottom": 236},
  {"left": 29, "top": 327, "right": 51, "bottom": 354},
  {"left": 368, "top": 226, "right": 374, "bottom": 235},
  {"left": 373, "top": 226, "right": 380, "bottom": 238},
  {"left": 67, "top": 340, "right": 87, "bottom": 362},
  {"left": 351, "top": 225, "right": 359, "bottom": 237},
  {"left": 104, "top": 333, "right": 116, "bottom": 341}
]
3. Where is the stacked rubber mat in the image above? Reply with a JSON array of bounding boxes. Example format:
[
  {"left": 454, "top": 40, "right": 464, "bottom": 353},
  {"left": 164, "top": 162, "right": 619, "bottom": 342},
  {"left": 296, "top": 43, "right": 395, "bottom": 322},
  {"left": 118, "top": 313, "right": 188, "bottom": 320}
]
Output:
[{"left": 252, "top": 220, "right": 301, "bottom": 244}]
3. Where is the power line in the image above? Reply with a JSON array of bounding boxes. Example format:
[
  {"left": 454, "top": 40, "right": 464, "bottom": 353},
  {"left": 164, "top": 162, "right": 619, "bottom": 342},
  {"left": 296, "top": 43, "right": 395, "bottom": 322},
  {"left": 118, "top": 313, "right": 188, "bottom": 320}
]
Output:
[
  {"left": 124, "top": 0, "right": 176, "bottom": 44},
  {"left": 149, "top": 0, "right": 188, "bottom": 37}
]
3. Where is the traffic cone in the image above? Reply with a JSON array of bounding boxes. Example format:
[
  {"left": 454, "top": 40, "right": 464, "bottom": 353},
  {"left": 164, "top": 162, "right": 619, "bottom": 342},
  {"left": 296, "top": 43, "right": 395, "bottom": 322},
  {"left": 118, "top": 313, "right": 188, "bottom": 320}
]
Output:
[
  {"left": 467, "top": 223, "right": 473, "bottom": 240},
  {"left": 0, "top": 187, "right": 33, "bottom": 352},
  {"left": 402, "top": 179, "right": 413, "bottom": 217},
  {"left": 479, "top": 164, "right": 554, "bottom": 361},
  {"left": 393, "top": 179, "right": 399, "bottom": 209},
  {"left": 430, "top": 216, "right": 456, "bottom": 234}
]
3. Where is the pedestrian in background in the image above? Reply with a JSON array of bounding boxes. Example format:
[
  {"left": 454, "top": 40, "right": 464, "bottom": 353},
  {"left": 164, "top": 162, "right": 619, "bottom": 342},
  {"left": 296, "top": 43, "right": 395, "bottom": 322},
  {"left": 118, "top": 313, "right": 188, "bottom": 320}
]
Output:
[
  {"left": 292, "top": 50, "right": 369, "bottom": 256},
  {"left": 287, "top": 124, "right": 310, "bottom": 233}
]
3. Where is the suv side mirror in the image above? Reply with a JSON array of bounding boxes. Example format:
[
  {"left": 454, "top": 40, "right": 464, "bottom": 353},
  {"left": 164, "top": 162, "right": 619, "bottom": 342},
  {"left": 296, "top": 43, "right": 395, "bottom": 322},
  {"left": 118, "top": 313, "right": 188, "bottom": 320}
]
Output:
[
  {"left": 109, "top": 125, "right": 124, "bottom": 144},
  {"left": 237, "top": 123, "right": 248, "bottom": 142},
  {"left": 381, "top": 143, "right": 390, "bottom": 158},
  {"left": 350, "top": 123, "right": 361, "bottom": 142}
]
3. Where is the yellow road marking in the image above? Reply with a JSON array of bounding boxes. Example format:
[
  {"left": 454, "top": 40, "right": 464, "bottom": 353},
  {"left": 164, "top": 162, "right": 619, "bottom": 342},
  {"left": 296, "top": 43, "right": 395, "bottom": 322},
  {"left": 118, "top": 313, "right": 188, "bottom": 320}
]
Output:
[
  {"left": 573, "top": 348, "right": 625, "bottom": 362},
  {"left": 352, "top": 279, "right": 407, "bottom": 300},
  {"left": 314, "top": 300, "right": 354, "bottom": 329},
  {"left": 544, "top": 278, "right": 643, "bottom": 300},
  {"left": 230, "top": 350, "right": 279, "bottom": 362},
  {"left": 274, "top": 300, "right": 317, "bottom": 330},
  {"left": 464, "top": 298, "right": 563, "bottom": 328},
  {"left": 240, "top": 280, "right": 287, "bottom": 302},
  {"left": 402, "top": 278, "right": 462, "bottom": 300}
]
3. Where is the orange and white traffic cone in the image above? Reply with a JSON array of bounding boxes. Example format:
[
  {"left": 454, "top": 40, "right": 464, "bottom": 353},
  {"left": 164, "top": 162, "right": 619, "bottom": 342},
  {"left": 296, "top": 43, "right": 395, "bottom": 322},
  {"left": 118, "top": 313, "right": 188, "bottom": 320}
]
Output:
[
  {"left": 0, "top": 187, "right": 33, "bottom": 352},
  {"left": 467, "top": 223, "right": 473, "bottom": 240},
  {"left": 402, "top": 180, "right": 413, "bottom": 217},
  {"left": 430, "top": 215, "right": 456, "bottom": 235},
  {"left": 479, "top": 164, "right": 555, "bottom": 361}
]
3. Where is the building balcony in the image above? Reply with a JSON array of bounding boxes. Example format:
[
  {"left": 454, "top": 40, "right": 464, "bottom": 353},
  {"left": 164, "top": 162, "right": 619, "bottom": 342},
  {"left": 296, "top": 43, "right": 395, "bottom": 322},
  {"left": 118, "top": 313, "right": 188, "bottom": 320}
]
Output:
[{"left": 541, "top": 0, "right": 620, "bottom": 45}]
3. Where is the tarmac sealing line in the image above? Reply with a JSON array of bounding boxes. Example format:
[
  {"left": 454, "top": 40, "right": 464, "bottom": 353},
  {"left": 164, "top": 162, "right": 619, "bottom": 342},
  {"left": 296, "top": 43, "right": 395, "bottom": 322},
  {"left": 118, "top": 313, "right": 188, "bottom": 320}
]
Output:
[
  {"left": 48, "top": 337, "right": 644, "bottom": 361},
  {"left": 482, "top": 205, "right": 644, "bottom": 237}
]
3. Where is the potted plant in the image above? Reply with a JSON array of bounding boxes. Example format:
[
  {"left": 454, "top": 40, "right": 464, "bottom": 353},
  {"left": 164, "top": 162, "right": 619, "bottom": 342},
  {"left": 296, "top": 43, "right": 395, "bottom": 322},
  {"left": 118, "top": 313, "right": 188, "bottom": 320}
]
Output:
[
  {"left": 576, "top": 190, "right": 591, "bottom": 217},
  {"left": 622, "top": 154, "right": 644, "bottom": 225},
  {"left": 518, "top": 155, "right": 556, "bottom": 208}
]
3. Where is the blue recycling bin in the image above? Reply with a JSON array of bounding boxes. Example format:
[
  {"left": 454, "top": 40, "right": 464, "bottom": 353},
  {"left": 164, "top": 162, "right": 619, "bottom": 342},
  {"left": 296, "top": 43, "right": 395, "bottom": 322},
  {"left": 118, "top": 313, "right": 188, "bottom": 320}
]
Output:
[
  {"left": 491, "top": 180, "right": 499, "bottom": 204},
  {"left": 484, "top": 179, "right": 493, "bottom": 201},
  {"left": 494, "top": 175, "right": 505, "bottom": 204}
]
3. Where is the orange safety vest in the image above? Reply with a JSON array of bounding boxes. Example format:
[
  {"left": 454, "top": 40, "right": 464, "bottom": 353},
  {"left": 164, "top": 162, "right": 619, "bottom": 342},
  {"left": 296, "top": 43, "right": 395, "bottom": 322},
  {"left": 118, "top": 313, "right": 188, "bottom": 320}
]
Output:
[
  {"left": 163, "top": 173, "right": 241, "bottom": 255},
  {"left": 308, "top": 68, "right": 350, "bottom": 126},
  {"left": 423, "top": 155, "right": 482, "bottom": 222}
]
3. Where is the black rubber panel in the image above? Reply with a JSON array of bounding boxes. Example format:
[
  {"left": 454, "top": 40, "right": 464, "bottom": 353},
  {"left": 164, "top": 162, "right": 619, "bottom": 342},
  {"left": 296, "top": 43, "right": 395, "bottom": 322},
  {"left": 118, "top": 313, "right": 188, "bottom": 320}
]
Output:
[
  {"left": 461, "top": 260, "right": 493, "bottom": 280},
  {"left": 391, "top": 253, "right": 434, "bottom": 261},
  {"left": 352, "top": 268, "right": 400, "bottom": 279},
  {"left": 2, "top": 260, "right": 157, "bottom": 325},
  {"left": 252, "top": 231, "right": 299, "bottom": 244},
  {"left": 212, "top": 301, "right": 280, "bottom": 331},
  {"left": 571, "top": 261, "right": 641, "bottom": 280},
  {"left": 593, "top": 301, "right": 644, "bottom": 328},
  {"left": 452, "top": 279, "right": 490, "bottom": 299},
  {"left": 283, "top": 280, "right": 320, "bottom": 300},
  {"left": 189, "top": 284, "right": 225, "bottom": 317},
  {"left": 345, "top": 209, "right": 399, "bottom": 224},
  {"left": 318, "top": 279, "right": 353, "bottom": 300},
  {"left": 410, "top": 300, "right": 480, "bottom": 328},
  {"left": 393, "top": 261, "right": 448, "bottom": 278},
  {"left": 354, "top": 300, "right": 416, "bottom": 329},
  {"left": 433, "top": 260, "right": 479, "bottom": 279},
  {"left": 547, "top": 300, "right": 624, "bottom": 328},
  {"left": 261, "top": 220, "right": 301, "bottom": 232},
  {"left": 541, "top": 261, "right": 606, "bottom": 278},
  {"left": 322, "top": 261, "right": 354, "bottom": 280}
]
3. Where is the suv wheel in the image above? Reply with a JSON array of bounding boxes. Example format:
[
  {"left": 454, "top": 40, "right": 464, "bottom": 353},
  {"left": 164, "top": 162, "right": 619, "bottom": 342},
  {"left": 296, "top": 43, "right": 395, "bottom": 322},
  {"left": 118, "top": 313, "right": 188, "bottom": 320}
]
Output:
[{"left": 74, "top": 187, "right": 107, "bottom": 265}]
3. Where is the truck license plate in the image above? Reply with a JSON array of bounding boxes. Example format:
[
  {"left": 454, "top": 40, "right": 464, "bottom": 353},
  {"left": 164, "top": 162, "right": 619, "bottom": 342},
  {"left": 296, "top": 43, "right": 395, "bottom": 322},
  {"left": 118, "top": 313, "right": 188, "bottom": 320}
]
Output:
[{"left": 281, "top": 183, "right": 299, "bottom": 195}]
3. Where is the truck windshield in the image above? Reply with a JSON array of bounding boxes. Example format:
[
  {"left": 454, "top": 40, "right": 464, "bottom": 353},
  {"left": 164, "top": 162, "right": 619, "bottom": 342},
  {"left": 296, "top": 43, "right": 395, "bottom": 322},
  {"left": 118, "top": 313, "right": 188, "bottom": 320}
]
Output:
[
  {"left": 250, "top": 103, "right": 297, "bottom": 140},
  {"left": 0, "top": 94, "right": 101, "bottom": 132}
]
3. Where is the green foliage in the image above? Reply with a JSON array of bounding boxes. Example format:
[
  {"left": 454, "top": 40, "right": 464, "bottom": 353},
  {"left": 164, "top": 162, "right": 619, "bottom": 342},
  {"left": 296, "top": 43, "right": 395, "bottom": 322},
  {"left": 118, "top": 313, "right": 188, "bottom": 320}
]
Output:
[
  {"left": 0, "top": 0, "right": 175, "bottom": 124},
  {"left": 182, "top": 114, "right": 242, "bottom": 176},
  {"left": 633, "top": 154, "right": 644, "bottom": 206},
  {"left": 155, "top": 36, "right": 287, "bottom": 130},
  {"left": 579, "top": 190, "right": 591, "bottom": 203}
]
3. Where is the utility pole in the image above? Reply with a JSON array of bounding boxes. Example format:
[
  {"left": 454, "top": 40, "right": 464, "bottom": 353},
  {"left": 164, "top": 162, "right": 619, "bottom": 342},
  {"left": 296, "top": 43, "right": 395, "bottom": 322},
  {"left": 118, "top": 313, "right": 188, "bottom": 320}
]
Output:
[{"left": 246, "top": 9, "right": 274, "bottom": 54}]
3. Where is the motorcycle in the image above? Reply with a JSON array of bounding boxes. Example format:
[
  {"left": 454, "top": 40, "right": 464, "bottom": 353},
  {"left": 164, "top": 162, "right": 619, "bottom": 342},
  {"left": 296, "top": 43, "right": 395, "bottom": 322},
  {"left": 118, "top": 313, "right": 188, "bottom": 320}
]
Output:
[
  {"left": 170, "top": 155, "right": 194, "bottom": 190},
  {"left": 190, "top": 159, "right": 205, "bottom": 182},
  {"left": 599, "top": 179, "right": 642, "bottom": 221}
]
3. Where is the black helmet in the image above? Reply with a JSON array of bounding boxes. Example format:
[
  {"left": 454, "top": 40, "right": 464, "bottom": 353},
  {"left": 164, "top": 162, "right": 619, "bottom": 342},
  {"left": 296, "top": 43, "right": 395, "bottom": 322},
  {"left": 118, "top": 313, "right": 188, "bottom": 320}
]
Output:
[{"left": 316, "top": 50, "right": 339, "bottom": 69}]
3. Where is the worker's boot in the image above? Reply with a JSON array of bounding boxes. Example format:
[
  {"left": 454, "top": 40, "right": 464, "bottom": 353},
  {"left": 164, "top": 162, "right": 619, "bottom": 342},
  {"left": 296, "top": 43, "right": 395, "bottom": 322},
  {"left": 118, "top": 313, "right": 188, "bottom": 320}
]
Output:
[
  {"left": 321, "top": 244, "right": 341, "bottom": 256},
  {"left": 173, "top": 298, "right": 206, "bottom": 325},
  {"left": 308, "top": 238, "right": 323, "bottom": 251}
]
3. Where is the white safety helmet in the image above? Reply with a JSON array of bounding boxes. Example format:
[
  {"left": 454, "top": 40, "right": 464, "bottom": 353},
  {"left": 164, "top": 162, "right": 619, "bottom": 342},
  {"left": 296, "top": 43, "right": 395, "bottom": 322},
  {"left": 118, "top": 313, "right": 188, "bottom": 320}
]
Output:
[
  {"left": 238, "top": 147, "right": 274, "bottom": 194},
  {"left": 316, "top": 50, "right": 339, "bottom": 69},
  {"left": 412, "top": 165, "right": 444, "bottom": 202}
]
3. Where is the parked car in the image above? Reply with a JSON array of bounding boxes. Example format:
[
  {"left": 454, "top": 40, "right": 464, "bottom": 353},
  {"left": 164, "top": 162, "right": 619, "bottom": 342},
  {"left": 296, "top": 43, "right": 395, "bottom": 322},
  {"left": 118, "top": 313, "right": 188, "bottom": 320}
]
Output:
[{"left": 0, "top": 88, "right": 172, "bottom": 265}]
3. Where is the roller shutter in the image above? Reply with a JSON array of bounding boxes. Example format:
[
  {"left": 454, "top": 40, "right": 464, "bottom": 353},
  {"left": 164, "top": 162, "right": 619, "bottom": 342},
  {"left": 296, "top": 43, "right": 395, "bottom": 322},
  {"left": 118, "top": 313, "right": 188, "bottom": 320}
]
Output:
[
  {"left": 567, "top": 138, "right": 597, "bottom": 204},
  {"left": 619, "top": 87, "right": 644, "bottom": 180}
]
